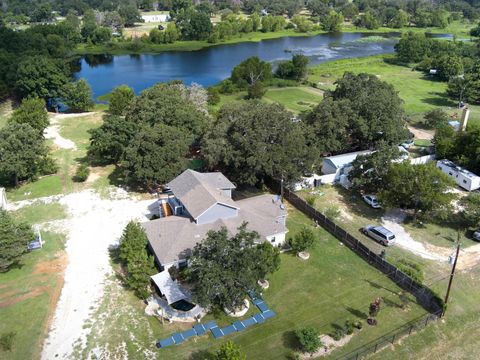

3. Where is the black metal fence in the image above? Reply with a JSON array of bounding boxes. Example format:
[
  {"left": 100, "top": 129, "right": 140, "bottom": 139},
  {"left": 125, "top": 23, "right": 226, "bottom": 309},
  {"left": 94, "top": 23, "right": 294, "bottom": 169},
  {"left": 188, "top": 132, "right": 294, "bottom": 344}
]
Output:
[
  {"left": 339, "top": 312, "right": 438, "bottom": 360},
  {"left": 266, "top": 178, "right": 444, "bottom": 317}
]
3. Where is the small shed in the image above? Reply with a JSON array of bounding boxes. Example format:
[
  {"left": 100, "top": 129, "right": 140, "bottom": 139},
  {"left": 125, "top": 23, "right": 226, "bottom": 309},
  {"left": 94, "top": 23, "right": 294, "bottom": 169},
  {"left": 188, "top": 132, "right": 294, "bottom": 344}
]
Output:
[
  {"left": 436, "top": 159, "right": 480, "bottom": 191},
  {"left": 321, "top": 150, "right": 373, "bottom": 177},
  {"left": 0, "top": 188, "right": 6, "bottom": 210}
]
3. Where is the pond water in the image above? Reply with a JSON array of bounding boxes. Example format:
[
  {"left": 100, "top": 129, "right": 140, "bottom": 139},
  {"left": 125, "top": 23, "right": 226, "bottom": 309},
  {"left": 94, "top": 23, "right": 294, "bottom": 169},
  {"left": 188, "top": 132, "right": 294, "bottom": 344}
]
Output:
[{"left": 74, "top": 32, "right": 449, "bottom": 99}]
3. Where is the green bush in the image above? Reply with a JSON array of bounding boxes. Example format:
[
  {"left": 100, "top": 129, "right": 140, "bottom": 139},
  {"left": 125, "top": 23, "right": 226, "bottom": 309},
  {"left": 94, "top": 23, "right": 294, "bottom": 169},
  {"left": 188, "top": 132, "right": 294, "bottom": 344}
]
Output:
[
  {"left": 306, "top": 195, "right": 316, "bottom": 206},
  {"left": 289, "top": 227, "right": 316, "bottom": 253},
  {"left": 396, "top": 258, "right": 424, "bottom": 284},
  {"left": 295, "top": 326, "right": 322, "bottom": 354},
  {"left": 0, "top": 332, "right": 16, "bottom": 351},
  {"left": 344, "top": 320, "right": 354, "bottom": 335},
  {"left": 73, "top": 164, "right": 90, "bottom": 182},
  {"left": 331, "top": 328, "right": 345, "bottom": 341},
  {"left": 353, "top": 320, "right": 363, "bottom": 329},
  {"left": 325, "top": 205, "right": 340, "bottom": 220}
]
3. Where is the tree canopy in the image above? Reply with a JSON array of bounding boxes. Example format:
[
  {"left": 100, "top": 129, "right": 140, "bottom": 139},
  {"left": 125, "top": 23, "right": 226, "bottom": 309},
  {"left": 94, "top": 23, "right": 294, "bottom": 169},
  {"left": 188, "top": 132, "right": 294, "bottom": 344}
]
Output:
[
  {"left": 62, "top": 79, "right": 94, "bottom": 112},
  {"left": 9, "top": 97, "right": 49, "bottom": 134},
  {"left": 109, "top": 85, "right": 136, "bottom": 116},
  {"left": 122, "top": 123, "right": 189, "bottom": 187},
  {"left": 203, "top": 100, "right": 314, "bottom": 186},
  {"left": 305, "top": 72, "right": 407, "bottom": 155},
  {"left": 187, "top": 225, "right": 280, "bottom": 309},
  {"left": 0, "top": 210, "right": 33, "bottom": 272},
  {"left": 379, "top": 162, "right": 456, "bottom": 220}
]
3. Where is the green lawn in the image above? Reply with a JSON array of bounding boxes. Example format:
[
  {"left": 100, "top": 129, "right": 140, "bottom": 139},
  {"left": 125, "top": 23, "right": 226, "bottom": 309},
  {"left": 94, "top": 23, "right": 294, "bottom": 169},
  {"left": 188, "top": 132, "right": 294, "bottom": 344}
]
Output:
[
  {"left": 264, "top": 87, "right": 323, "bottom": 114},
  {"left": 12, "top": 202, "right": 67, "bottom": 224},
  {"left": 308, "top": 55, "right": 480, "bottom": 125},
  {"left": 74, "top": 207, "right": 426, "bottom": 359},
  {"left": 0, "top": 232, "right": 66, "bottom": 360}
]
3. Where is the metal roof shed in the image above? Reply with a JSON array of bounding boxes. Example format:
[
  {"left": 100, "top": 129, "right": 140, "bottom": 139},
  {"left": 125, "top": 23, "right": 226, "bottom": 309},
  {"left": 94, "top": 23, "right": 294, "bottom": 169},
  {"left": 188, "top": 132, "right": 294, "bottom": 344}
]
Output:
[{"left": 151, "top": 271, "right": 189, "bottom": 305}]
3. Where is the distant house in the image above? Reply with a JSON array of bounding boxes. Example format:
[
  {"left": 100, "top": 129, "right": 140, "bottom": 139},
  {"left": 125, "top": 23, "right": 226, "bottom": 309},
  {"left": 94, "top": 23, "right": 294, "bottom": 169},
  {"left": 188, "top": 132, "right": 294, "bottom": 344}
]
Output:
[
  {"left": 321, "top": 150, "right": 373, "bottom": 187},
  {"left": 142, "top": 170, "right": 288, "bottom": 270},
  {"left": 141, "top": 13, "right": 170, "bottom": 23},
  {"left": 436, "top": 159, "right": 480, "bottom": 191}
]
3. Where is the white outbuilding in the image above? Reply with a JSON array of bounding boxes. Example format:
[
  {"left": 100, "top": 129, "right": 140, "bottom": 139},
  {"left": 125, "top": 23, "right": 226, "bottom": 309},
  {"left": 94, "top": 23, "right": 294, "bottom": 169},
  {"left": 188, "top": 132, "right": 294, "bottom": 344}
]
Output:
[{"left": 436, "top": 159, "right": 480, "bottom": 191}]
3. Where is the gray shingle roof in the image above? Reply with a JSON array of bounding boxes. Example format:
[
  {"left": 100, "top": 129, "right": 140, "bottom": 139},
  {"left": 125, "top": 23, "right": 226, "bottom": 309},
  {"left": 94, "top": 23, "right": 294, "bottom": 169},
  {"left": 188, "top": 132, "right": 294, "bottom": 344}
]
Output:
[
  {"left": 167, "top": 170, "right": 237, "bottom": 219},
  {"left": 143, "top": 194, "right": 287, "bottom": 266},
  {"left": 324, "top": 150, "right": 372, "bottom": 169}
]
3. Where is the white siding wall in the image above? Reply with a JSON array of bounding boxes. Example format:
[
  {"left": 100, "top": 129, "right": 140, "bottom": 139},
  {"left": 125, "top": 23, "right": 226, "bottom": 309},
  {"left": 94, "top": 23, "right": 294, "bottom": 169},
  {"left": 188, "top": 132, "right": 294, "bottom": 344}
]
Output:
[{"left": 266, "top": 233, "right": 286, "bottom": 246}]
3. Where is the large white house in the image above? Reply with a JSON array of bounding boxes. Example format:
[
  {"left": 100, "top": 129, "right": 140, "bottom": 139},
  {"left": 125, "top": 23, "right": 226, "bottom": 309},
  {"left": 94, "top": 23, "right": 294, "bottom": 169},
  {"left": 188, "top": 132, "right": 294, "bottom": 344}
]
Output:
[
  {"left": 437, "top": 159, "right": 480, "bottom": 191},
  {"left": 141, "top": 13, "right": 170, "bottom": 23},
  {"left": 142, "top": 170, "right": 288, "bottom": 270}
]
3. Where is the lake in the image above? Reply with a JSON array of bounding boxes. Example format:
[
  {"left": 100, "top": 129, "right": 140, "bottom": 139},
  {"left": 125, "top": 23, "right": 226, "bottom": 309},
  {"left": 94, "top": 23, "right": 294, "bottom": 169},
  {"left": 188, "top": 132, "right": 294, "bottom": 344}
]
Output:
[{"left": 74, "top": 32, "right": 443, "bottom": 99}]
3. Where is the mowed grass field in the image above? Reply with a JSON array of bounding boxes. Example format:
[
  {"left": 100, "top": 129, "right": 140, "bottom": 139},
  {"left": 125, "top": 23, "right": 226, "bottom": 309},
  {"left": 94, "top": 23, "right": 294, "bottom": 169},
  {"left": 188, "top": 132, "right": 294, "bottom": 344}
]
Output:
[
  {"left": 0, "top": 231, "right": 66, "bottom": 360},
  {"left": 74, "top": 207, "right": 426, "bottom": 359},
  {"left": 308, "top": 55, "right": 480, "bottom": 125}
]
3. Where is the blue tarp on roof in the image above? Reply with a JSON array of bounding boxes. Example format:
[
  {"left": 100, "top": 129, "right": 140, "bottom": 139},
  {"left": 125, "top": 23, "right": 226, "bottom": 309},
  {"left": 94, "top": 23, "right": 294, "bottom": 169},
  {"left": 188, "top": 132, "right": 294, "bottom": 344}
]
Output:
[
  {"left": 211, "top": 327, "right": 224, "bottom": 339},
  {"left": 157, "top": 337, "right": 175, "bottom": 348}
]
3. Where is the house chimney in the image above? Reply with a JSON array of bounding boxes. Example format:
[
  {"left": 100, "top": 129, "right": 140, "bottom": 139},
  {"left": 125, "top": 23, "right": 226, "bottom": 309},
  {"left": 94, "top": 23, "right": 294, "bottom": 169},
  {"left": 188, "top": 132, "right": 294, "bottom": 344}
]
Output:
[{"left": 460, "top": 107, "right": 470, "bottom": 132}]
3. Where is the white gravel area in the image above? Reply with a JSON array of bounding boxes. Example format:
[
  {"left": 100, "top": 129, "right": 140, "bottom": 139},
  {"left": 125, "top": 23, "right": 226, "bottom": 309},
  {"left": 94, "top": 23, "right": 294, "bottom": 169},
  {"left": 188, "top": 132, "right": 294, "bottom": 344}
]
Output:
[
  {"left": 44, "top": 114, "right": 77, "bottom": 150},
  {"left": 40, "top": 188, "right": 157, "bottom": 360},
  {"left": 381, "top": 210, "right": 447, "bottom": 262}
]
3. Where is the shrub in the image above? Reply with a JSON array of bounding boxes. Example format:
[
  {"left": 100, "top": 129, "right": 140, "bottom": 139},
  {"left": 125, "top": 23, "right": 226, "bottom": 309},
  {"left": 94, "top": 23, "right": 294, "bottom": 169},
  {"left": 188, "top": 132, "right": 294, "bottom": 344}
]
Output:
[
  {"left": 289, "top": 227, "right": 316, "bottom": 253},
  {"left": 344, "top": 320, "right": 354, "bottom": 335},
  {"left": 0, "top": 332, "right": 16, "bottom": 351},
  {"left": 73, "top": 164, "right": 90, "bottom": 182},
  {"left": 325, "top": 205, "right": 340, "bottom": 220},
  {"left": 305, "top": 195, "right": 316, "bottom": 206},
  {"left": 331, "top": 328, "right": 345, "bottom": 341},
  {"left": 396, "top": 258, "right": 424, "bottom": 284},
  {"left": 353, "top": 320, "right": 363, "bottom": 329},
  {"left": 295, "top": 326, "right": 322, "bottom": 354}
]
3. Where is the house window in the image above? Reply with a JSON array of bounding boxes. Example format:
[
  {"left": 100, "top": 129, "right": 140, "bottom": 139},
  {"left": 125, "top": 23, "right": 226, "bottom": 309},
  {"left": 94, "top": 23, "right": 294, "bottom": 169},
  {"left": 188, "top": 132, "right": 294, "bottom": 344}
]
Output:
[
  {"left": 271, "top": 237, "right": 276, "bottom": 243},
  {"left": 463, "top": 180, "right": 467, "bottom": 184},
  {"left": 178, "top": 260, "right": 188, "bottom": 269},
  {"left": 448, "top": 172, "right": 452, "bottom": 176}
]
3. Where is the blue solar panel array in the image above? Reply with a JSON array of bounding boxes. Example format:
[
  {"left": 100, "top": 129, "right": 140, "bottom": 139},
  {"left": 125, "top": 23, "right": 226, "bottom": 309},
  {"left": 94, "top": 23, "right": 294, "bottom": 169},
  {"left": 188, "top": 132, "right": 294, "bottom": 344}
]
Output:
[{"left": 156, "top": 291, "right": 276, "bottom": 348}]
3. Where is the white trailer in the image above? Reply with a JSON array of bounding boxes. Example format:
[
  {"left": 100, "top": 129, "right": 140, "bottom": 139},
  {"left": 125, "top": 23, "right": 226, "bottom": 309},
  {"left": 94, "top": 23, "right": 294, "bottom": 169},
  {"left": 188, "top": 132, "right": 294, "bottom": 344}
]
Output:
[{"left": 436, "top": 159, "right": 480, "bottom": 191}]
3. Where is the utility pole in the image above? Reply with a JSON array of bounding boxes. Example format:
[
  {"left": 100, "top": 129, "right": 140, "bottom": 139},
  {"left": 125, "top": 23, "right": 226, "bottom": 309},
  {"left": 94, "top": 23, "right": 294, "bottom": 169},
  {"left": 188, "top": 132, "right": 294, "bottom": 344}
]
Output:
[{"left": 442, "top": 238, "right": 461, "bottom": 317}]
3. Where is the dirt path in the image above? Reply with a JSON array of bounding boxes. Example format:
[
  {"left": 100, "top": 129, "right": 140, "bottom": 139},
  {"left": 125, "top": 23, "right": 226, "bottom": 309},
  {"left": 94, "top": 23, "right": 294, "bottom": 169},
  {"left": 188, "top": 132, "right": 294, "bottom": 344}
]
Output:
[
  {"left": 382, "top": 210, "right": 480, "bottom": 270},
  {"left": 44, "top": 114, "right": 78, "bottom": 150},
  {"left": 408, "top": 126, "right": 434, "bottom": 140},
  {"left": 40, "top": 189, "right": 156, "bottom": 360}
]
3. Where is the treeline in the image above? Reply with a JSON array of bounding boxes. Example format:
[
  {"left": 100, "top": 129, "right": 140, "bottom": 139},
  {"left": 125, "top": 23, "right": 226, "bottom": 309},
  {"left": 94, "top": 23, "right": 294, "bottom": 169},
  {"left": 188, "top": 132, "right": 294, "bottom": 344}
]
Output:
[
  {"left": 394, "top": 32, "right": 480, "bottom": 104},
  {"left": 84, "top": 68, "right": 408, "bottom": 190}
]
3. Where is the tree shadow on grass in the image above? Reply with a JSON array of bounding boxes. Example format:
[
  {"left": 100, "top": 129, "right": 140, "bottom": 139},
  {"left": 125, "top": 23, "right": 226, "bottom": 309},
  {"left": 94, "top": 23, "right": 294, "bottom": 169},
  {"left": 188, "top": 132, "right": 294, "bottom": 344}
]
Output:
[
  {"left": 421, "top": 95, "right": 457, "bottom": 108},
  {"left": 363, "top": 279, "right": 397, "bottom": 295},
  {"left": 282, "top": 330, "right": 300, "bottom": 351},
  {"left": 334, "top": 186, "right": 381, "bottom": 223},
  {"left": 345, "top": 306, "right": 368, "bottom": 320},
  {"left": 190, "top": 350, "right": 214, "bottom": 360},
  {"left": 383, "top": 297, "right": 402, "bottom": 309}
]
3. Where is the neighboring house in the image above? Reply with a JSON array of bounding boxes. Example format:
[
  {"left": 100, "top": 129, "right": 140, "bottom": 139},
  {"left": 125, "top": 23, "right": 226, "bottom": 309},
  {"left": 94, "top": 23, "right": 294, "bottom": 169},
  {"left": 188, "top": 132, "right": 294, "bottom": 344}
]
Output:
[
  {"left": 141, "top": 13, "right": 170, "bottom": 22},
  {"left": 142, "top": 170, "right": 288, "bottom": 270},
  {"left": 436, "top": 159, "right": 480, "bottom": 191}
]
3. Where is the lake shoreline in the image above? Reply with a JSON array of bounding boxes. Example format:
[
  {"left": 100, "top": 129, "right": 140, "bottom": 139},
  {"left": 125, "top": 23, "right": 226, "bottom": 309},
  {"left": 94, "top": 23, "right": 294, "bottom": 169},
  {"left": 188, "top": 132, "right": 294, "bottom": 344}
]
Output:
[{"left": 73, "top": 23, "right": 469, "bottom": 56}]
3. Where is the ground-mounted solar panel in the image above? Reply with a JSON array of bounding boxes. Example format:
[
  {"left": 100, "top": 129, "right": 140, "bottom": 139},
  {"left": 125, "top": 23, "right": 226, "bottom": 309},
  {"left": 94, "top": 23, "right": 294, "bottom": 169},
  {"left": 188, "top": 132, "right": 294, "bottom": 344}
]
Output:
[
  {"left": 242, "top": 317, "right": 257, "bottom": 327},
  {"left": 256, "top": 302, "right": 269, "bottom": 313},
  {"left": 252, "top": 298, "right": 264, "bottom": 306},
  {"left": 182, "top": 328, "right": 197, "bottom": 339},
  {"left": 157, "top": 337, "right": 175, "bottom": 348},
  {"left": 193, "top": 323, "right": 207, "bottom": 336},
  {"left": 172, "top": 333, "right": 185, "bottom": 344},
  {"left": 252, "top": 313, "right": 266, "bottom": 323},
  {"left": 204, "top": 321, "right": 218, "bottom": 330},
  {"left": 233, "top": 320, "right": 246, "bottom": 331},
  {"left": 221, "top": 324, "right": 236, "bottom": 336},
  {"left": 210, "top": 327, "right": 224, "bottom": 339},
  {"left": 262, "top": 309, "right": 276, "bottom": 319}
]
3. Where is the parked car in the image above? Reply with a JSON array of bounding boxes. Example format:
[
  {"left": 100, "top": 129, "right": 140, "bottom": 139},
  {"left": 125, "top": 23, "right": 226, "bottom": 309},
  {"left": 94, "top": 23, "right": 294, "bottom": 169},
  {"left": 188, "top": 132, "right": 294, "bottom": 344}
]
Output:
[
  {"left": 473, "top": 229, "right": 480, "bottom": 241},
  {"left": 362, "top": 195, "right": 381, "bottom": 209},
  {"left": 400, "top": 139, "right": 414, "bottom": 149},
  {"left": 362, "top": 225, "right": 396, "bottom": 246}
]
